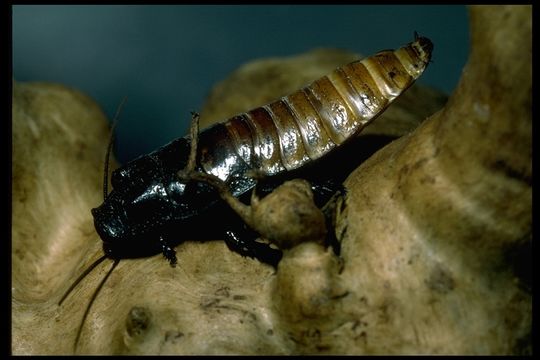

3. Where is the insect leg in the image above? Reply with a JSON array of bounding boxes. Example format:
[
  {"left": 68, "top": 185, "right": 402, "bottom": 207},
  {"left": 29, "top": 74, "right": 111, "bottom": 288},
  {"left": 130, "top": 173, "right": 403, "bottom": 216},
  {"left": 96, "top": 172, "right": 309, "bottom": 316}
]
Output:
[
  {"left": 224, "top": 225, "right": 283, "bottom": 268},
  {"left": 320, "top": 186, "right": 347, "bottom": 257},
  {"left": 159, "top": 235, "right": 178, "bottom": 267},
  {"left": 310, "top": 178, "right": 346, "bottom": 208}
]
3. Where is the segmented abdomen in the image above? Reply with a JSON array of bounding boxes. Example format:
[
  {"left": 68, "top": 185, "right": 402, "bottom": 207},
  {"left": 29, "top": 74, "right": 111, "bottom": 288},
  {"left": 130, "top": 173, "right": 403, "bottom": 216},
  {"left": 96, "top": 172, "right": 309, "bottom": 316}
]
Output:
[{"left": 202, "top": 36, "right": 433, "bottom": 178}]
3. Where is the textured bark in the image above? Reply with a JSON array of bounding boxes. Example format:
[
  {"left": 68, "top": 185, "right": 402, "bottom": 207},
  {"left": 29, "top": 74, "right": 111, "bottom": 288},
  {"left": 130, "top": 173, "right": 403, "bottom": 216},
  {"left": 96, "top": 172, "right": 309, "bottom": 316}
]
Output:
[{"left": 12, "top": 5, "right": 531, "bottom": 355}]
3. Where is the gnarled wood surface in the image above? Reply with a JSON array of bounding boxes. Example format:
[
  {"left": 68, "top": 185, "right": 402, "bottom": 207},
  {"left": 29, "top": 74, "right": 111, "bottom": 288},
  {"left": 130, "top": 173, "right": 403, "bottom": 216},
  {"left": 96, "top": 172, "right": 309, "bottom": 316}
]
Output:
[{"left": 12, "top": 5, "right": 531, "bottom": 355}]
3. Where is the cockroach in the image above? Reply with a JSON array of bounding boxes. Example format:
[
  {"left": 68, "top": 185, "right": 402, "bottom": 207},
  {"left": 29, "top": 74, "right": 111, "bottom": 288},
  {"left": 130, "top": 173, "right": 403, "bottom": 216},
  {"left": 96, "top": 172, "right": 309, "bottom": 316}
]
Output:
[{"left": 59, "top": 33, "right": 433, "bottom": 352}]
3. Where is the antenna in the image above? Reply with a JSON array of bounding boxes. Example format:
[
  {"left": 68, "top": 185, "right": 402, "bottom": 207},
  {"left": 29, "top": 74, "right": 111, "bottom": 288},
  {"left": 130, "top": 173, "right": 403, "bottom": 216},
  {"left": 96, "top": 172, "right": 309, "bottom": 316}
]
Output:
[
  {"left": 103, "top": 97, "right": 128, "bottom": 199},
  {"left": 58, "top": 255, "right": 108, "bottom": 306},
  {"left": 73, "top": 259, "right": 120, "bottom": 352}
]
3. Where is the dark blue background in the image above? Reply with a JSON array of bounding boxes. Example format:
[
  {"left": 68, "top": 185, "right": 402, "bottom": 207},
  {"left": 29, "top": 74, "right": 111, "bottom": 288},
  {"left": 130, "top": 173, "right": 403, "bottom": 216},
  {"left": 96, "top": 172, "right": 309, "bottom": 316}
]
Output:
[{"left": 13, "top": 5, "right": 469, "bottom": 164}]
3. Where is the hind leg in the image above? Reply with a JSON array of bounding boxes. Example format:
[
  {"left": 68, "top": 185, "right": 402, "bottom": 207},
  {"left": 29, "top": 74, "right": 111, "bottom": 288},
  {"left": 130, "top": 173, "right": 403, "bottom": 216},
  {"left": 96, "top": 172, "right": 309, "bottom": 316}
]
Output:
[{"left": 223, "top": 222, "right": 283, "bottom": 268}]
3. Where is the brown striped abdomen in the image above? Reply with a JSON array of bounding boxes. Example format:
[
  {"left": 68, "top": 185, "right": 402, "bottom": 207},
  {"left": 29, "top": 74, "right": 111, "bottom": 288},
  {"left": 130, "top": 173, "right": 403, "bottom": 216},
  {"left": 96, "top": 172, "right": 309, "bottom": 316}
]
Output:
[{"left": 201, "top": 36, "right": 433, "bottom": 179}]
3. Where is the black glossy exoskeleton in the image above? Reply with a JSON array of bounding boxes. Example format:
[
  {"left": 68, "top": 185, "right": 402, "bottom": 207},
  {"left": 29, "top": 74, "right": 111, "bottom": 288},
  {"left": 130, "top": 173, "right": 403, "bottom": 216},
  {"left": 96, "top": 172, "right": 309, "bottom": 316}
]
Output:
[
  {"left": 92, "top": 34, "right": 433, "bottom": 266},
  {"left": 60, "top": 34, "right": 433, "bottom": 351}
]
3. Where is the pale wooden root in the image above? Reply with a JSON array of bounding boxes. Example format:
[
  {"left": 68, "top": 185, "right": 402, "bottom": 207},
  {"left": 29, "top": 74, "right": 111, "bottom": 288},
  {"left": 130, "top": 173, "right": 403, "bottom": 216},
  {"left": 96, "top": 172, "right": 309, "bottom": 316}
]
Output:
[{"left": 12, "top": 5, "right": 530, "bottom": 355}]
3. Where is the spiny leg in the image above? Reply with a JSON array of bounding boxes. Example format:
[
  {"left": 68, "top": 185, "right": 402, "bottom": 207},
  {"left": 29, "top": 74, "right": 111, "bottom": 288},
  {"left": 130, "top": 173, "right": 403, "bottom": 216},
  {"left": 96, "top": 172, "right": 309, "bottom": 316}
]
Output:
[
  {"left": 320, "top": 184, "right": 347, "bottom": 256},
  {"left": 224, "top": 224, "right": 282, "bottom": 268},
  {"left": 160, "top": 235, "right": 178, "bottom": 267},
  {"left": 155, "top": 112, "right": 201, "bottom": 265}
]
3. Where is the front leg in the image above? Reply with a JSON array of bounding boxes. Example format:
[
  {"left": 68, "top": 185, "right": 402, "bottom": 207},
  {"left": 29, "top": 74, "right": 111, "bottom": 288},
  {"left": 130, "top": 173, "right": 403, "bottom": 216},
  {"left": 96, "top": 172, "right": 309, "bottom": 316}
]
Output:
[{"left": 159, "top": 235, "right": 178, "bottom": 267}]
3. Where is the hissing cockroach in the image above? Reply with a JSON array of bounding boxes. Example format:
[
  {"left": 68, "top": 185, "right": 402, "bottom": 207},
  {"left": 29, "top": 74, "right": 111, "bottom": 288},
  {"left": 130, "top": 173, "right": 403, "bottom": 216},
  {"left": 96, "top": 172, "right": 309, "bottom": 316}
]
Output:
[{"left": 59, "top": 33, "right": 433, "bottom": 351}]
